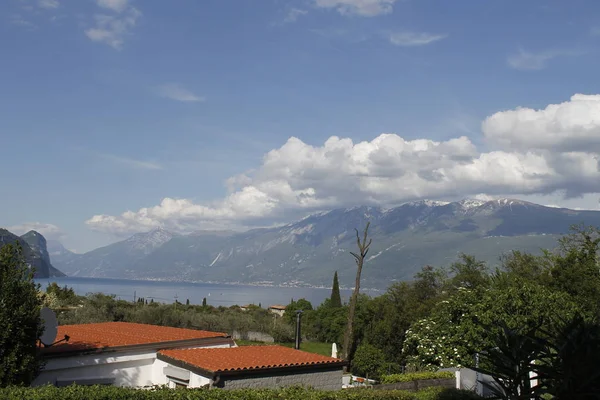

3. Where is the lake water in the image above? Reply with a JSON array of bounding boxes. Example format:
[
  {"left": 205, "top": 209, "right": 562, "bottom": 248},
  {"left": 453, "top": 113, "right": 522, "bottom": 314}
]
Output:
[{"left": 34, "top": 277, "right": 382, "bottom": 307}]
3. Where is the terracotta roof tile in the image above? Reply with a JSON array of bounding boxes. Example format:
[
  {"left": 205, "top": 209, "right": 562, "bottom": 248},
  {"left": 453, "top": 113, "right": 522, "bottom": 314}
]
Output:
[
  {"left": 158, "top": 345, "right": 345, "bottom": 374},
  {"left": 268, "top": 305, "right": 286, "bottom": 310},
  {"left": 44, "top": 322, "right": 228, "bottom": 354}
]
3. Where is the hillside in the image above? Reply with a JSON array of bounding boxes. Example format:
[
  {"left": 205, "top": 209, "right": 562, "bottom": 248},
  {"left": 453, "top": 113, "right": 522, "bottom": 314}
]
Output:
[
  {"left": 51, "top": 199, "right": 600, "bottom": 289},
  {"left": 0, "top": 229, "right": 65, "bottom": 278}
]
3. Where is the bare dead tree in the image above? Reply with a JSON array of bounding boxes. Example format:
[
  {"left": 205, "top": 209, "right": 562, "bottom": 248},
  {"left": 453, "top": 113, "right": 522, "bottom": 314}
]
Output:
[{"left": 342, "top": 221, "right": 372, "bottom": 361}]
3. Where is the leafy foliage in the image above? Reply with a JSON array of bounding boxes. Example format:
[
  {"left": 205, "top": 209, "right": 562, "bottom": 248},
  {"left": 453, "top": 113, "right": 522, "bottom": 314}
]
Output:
[
  {"left": 0, "top": 385, "right": 482, "bottom": 399},
  {"left": 0, "top": 244, "right": 44, "bottom": 387},
  {"left": 351, "top": 343, "right": 387, "bottom": 378},
  {"left": 381, "top": 372, "right": 455, "bottom": 384}
]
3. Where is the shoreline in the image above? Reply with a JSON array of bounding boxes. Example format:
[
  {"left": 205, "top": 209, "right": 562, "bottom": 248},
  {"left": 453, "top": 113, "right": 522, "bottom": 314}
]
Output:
[{"left": 36, "top": 275, "right": 384, "bottom": 293}]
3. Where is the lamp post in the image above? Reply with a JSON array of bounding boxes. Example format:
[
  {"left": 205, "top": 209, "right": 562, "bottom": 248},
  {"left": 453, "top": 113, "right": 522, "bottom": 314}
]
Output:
[{"left": 294, "top": 310, "right": 303, "bottom": 350}]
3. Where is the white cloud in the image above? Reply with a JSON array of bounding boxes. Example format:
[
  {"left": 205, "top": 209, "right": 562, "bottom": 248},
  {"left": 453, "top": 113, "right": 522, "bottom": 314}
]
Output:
[
  {"left": 155, "top": 83, "right": 205, "bottom": 103},
  {"left": 8, "top": 222, "right": 65, "bottom": 240},
  {"left": 314, "top": 0, "right": 398, "bottom": 17},
  {"left": 101, "top": 154, "right": 163, "bottom": 170},
  {"left": 38, "top": 0, "right": 59, "bottom": 9},
  {"left": 389, "top": 32, "right": 447, "bottom": 46},
  {"left": 283, "top": 8, "right": 308, "bottom": 23},
  {"left": 9, "top": 14, "right": 37, "bottom": 29},
  {"left": 96, "top": 0, "right": 129, "bottom": 13},
  {"left": 483, "top": 94, "right": 600, "bottom": 152},
  {"left": 85, "top": 6, "right": 140, "bottom": 49},
  {"left": 507, "top": 48, "right": 581, "bottom": 71},
  {"left": 86, "top": 95, "right": 600, "bottom": 236}
]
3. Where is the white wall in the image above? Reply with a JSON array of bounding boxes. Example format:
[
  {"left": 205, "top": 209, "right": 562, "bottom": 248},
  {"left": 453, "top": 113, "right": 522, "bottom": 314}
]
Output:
[
  {"left": 33, "top": 350, "right": 158, "bottom": 388},
  {"left": 34, "top": 341, "right": 234, "bottom": 388}
]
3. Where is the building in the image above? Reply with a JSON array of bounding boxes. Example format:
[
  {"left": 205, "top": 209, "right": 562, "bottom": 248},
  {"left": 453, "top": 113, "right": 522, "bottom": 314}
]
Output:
[
  {"left": 268, "top": 304, "right": 286, "bottom": 317},
  {"left": 158, "top": 345, "right": 345, "bottom": 390},
  {"left": 34, "top": 321, "right": 345, "bottom": 390},
  {"left": 34, "top": 322, "right": 234, "bottom": 388}
]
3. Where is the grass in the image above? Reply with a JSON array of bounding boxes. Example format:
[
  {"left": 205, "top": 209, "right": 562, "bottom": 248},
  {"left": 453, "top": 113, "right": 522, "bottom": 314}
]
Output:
[{"left": 236, "top": 340, "right": 333, "bottom": 357}]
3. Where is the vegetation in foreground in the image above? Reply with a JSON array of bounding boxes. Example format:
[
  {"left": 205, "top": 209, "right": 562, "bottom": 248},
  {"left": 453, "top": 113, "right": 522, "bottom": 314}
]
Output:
[
  {"left": 0, "top": 243, "right": 44, "bottom": 388},
  {"left": 0, "top": 385, "right": 482, "bottom": 400}
]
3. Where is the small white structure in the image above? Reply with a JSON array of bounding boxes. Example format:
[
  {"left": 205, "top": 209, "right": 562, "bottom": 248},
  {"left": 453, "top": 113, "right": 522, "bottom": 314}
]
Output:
[
  {"left": 33, "top": 321, "right": 346, "bottom": 390},
  {"left": 268, "top": 305, "right": 287, "bottom": 317},
  {"left": 331, "top": 343, "right": 338, "bottom": 358}
]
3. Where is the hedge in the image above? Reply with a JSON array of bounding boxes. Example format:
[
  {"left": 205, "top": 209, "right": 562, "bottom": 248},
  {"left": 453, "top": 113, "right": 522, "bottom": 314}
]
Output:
[
  {"left": 0, "top": 385, "right": 481, "bottom": 400},
  {"left": 380, "top": 372, "right": 455, "bottom": 384}
]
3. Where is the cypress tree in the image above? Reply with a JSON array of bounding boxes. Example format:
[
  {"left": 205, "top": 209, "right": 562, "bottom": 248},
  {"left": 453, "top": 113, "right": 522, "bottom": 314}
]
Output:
[
  {"left": 330, "top": 271, "right": 342, "bottom": 307},
  {"left": 202, "top": 297, "right": 207, "bottom": 307}
]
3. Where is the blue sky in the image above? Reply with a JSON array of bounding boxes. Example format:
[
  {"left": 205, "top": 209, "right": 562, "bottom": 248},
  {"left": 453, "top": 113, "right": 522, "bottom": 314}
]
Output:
[{"left": 2, "top": 0, "right": 600, "bottom": 252}]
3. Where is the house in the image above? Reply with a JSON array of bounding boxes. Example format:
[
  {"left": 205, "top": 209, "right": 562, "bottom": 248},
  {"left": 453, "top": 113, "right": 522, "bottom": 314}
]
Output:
[
  {"left": 33, "top": 321, "right": 345, "bottom": 390},
  {"left": 33, "top": 322, "right": 234, "bottom": 388},
  {"left": 158, "top": 345, "right": 346, "bottom": 390},
  {"left": 239, "top": 304, "right": 253, "bottom": 311},
  {"left": 268, "top": 304, "right": 286, "bottom": 317}
]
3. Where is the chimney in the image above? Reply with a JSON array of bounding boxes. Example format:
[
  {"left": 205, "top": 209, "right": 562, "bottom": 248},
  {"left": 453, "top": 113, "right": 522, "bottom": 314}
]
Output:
[{"left": 294, "top": 310, "right": 303, "bottom": 350}]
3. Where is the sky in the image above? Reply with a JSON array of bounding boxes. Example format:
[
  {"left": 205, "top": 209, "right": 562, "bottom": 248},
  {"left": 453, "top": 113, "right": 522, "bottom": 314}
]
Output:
[{"left": 2, "top": 0, "right": 600, "bottom": 253}]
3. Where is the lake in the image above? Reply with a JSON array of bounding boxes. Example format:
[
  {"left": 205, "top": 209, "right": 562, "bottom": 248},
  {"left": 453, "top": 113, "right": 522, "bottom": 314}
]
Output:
[{"left": 34, "top": 277, "right": 382, "bottom": 307}]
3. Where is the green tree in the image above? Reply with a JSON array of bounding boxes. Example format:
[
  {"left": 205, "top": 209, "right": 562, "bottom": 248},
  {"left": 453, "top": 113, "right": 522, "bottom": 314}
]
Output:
[
  {"left": 330, "top": 271, "right": 342, "bottom": 308},
  {"left": 447, "top": 253, "right": 489, "bottom": 291},
  {"left": 351, "top": 342, "right": 387, "bottom": 379},
  {"left": 45, "top": 282, "right": 77, "bottom": 306},
  {"left": 0, "top": 244, "right": 44, "bottom": 387},
  {"left": 403, "top": 274, "right": 580, "bottom": 371},
  {"left": 202, "top": 297, "right": 207, "bottom": 307},
  {"left": 548, "top": 224, "right": 600, "bottom": 315},
  {"left": 284, "top": 298, "right": 313, "bottom": 325}
]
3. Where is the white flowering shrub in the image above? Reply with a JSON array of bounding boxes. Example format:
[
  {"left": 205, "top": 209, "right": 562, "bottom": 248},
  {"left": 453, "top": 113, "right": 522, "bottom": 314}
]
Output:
[{"left": 402, "top": 287, "right": 483, "bottom": 371}]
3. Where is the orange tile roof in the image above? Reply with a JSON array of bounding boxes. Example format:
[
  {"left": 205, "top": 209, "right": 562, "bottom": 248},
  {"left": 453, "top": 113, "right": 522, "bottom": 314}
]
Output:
[
  {"left": 43, "top": 322, "right": 228, "bottom": 355},
  {"left": 268, "top": 305, "right": 286, "bottom": 310},
  {"left": 158, "top": 345, "right": 345, "bottom": 375}
]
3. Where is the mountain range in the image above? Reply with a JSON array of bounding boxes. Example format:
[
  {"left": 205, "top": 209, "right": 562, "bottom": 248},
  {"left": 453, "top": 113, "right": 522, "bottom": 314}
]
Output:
[
  {"left": 49, "top": 198, "right": 600, "bottom": 289},
  {"left": 0, "top": 229, "right": 65, "bottom": 278}
]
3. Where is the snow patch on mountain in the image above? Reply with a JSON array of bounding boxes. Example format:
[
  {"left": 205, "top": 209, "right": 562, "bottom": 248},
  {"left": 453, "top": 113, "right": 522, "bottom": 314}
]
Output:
[
  {"left": 458, "top": 199, "right": 487, "bottom": 209},
  {"left": 401, "top": 200, "right": 450, "bottom": 207},
  {"left": 126, "top": 227, "right": 175, "bottom": 254}
]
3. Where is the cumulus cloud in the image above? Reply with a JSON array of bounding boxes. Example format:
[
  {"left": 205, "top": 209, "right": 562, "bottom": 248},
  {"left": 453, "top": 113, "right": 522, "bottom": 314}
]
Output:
[
  {"left": 155, "top": 83, "right": 205, "bottom": 103},
  {"left": 389, "top": 32, "right": 447, "bottom": 46},
  {"left": 7, "top": 222, "right": 65, "bottom": 240},
  {"left": 85, "top": 3, "right": 140, "bottom": 49},
  {"left": 483, "top": 94, "right": 600, "bottom": 152},
  {"left": 314, "top": 0, "right": 398, "bottom": 17},
  {"left": 86, "top": 94, "right": 600, "bottom": 236}
]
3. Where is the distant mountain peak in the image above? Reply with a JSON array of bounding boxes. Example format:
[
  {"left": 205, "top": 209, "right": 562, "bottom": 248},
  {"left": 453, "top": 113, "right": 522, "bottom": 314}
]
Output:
[
  {"left": 401, "top": 199, "right": 450, "bottom": 207},
  {"left": 23, "top": 230, "right": 43, "bottom": 237},
  {"left": 126, "top": 227, "right": 175, "bottom": 253}
]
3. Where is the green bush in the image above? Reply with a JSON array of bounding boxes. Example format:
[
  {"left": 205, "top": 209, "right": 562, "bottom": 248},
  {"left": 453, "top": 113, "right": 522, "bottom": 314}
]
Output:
[
  {"left": 414, "top": 387, "right": 483, "bottom": 400},
  {"left": 352, "top": 343, "right": 387, "bottom": 378},
  {"left": 0, "top": 385, "right": 481, "bottom": 400},
  {"left": 380, "top": 371, "right": 455, "bottom": 384}
]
